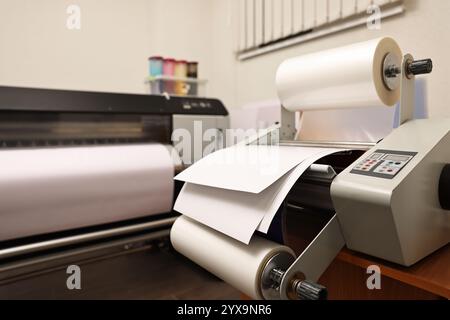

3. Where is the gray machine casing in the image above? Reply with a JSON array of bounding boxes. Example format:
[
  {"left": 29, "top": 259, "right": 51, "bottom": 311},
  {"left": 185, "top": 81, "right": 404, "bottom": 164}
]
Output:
[
  {"left": 173, "top": 114, "right": 228, "bottom": 164},
  {"left": 331, "top": 118, "right": 450, "bottom": 266}
]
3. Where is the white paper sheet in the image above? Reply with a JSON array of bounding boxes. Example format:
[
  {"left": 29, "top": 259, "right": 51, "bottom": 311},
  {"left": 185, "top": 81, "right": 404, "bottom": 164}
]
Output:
[
  {"left": 174, "top": 182, "right": 269, "bottom": 244},
  {"left": 0, "top": 144, "right": 174, "bottom": 241},
  {"left": 175, "top": 145, "right": 327, "bottom": 194},
  {"left": 256, "top": 149, "right": 343, "bottom": 233},
  {"left": 174, "top": 147, "right": 344, "bottom": 243}
]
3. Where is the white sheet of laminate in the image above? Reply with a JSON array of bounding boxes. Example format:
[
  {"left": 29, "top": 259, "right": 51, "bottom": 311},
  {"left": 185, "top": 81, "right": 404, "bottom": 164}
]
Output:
[
  {"left": 174, "top": 148, "right": 344, "bottom": 243},
  {"left": 175, "top": 145, "right": 328, "bottom": 194}
]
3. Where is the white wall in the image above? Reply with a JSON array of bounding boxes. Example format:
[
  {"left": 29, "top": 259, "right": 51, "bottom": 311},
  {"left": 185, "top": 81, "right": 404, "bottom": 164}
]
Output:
[
  {"left": 211, "top": 0, "right": 450, "bottom": 118},
  {"left": 0, "top": 0, "right": 213, "bottom": 94},
  {"left": 208, "top": 0, "right": 239, "bottom": 109},
  {"left": 148, "top": 0, "right": 213, "bottom": 85},
  {"left": 1, "top": 0, "right": 449, "bottom": 118}
]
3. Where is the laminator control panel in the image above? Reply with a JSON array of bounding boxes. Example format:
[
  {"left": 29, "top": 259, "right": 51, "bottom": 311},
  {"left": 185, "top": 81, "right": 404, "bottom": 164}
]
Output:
[{"left": 351, "top": 150, "right": 417, "bottom": 179}]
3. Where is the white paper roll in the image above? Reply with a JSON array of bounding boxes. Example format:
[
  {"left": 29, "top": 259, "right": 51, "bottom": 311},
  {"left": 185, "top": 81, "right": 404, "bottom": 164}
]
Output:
[
  {"left": 276, "top": 37, "right": 402, "bottom": 111},
  {"left": 0, "top": 144, "right": 174, "bottom": 241},
  {"left": 171, "top": 216, "right": 295, "bottom": 299}
]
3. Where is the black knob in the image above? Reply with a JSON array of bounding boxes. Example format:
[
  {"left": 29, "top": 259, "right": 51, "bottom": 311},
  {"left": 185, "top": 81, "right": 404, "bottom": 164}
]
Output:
[
  {"left": 407, "top": 59, "right": 433, "bottom": 76},
  {"left": 439, "top": 164, "right": 450, "bottom": 210},
  {"left": 295, "top": 280, "right": 328, "bottom": 300}
]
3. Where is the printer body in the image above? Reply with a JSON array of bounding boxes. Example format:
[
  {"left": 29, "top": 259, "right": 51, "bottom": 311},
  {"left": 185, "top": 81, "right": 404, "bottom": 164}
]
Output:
[
  {"left": 0, "top": 86, "right": 228, "bottom": 163},
  {"left": 0, "top": 85, "right": 228, "bottom": 262}
]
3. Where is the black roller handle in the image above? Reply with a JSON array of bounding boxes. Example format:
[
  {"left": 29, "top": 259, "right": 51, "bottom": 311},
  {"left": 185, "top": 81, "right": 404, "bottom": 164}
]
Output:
[
  {"left": 295, "top": 280, "right": 328, "bottom": 300},
  {"left": 439, "top": 164, "right": 450, "bottom": 210},
  {"left": 407, "top": 59, "right": 433, "bottom": 76}
]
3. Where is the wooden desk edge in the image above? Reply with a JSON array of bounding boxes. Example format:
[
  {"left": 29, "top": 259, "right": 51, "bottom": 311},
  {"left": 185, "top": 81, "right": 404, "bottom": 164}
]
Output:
[{"left": 336, "top": 248, "right": 450, "bottom": 299}]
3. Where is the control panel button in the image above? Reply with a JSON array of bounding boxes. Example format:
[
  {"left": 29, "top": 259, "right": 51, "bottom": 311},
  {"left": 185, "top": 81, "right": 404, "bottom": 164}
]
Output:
[{"left": 351, "top": 150, "right": 417, "bottom": 179}]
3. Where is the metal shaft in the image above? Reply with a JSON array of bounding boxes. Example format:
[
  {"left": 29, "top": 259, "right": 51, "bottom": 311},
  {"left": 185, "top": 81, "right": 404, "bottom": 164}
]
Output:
[{"left": 268, "top": 268, "right": 328, "bottom": 300}]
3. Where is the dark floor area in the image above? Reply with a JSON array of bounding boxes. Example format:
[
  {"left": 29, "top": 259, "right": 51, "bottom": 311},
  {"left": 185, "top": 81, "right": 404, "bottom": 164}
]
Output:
[{"left": 0, "top": 248, "right": 241, "bottom": 300}]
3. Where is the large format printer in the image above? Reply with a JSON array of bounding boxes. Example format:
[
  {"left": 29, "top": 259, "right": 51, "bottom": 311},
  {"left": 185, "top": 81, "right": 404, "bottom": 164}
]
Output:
[
  {"left": 171, "top": 37, "right": 450, "bottom": 300},
  {"left": 0, "top": 86, "right": 228, "bottom": 285}
]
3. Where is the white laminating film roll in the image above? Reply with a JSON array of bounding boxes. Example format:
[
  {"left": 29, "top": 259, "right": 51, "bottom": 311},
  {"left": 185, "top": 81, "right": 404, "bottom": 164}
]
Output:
[
  {"left": 0, "top": 144, "right": 174, "bottom": 241},
  {"left": 171, "top": 216, "right": 295, "bottom": 299},
  {"left": 276, "top": 37, "right": 403, "bottom": 112}
]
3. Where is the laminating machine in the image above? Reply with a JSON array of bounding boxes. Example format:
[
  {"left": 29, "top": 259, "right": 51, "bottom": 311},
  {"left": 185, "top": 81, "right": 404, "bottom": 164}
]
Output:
[
  {"left": 170, "top": 38, "right": 450, "bottom": 300},
  {"left": 256, "top": 43, "right": 450, "bottom": 300}
]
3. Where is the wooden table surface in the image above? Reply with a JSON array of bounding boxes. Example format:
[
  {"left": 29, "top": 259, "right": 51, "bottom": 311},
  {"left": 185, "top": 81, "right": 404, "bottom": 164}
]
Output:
[
  {"left": 334, "top": 244, "right": 450, "bottom": 299},
  {"left": 284, "top": 208, "right": 449, "bottom": 299}
]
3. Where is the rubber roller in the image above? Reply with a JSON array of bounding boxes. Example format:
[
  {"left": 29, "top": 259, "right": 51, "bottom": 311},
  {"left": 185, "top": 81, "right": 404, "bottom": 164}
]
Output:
[{"left": 170, "top": 216, "right": 295, "bottom": 300}]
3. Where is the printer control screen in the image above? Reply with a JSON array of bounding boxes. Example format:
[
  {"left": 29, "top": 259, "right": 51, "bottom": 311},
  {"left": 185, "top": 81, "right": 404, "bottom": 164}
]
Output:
[{"left": 351, "top": 150, "right": 417, "bottom": 179}]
